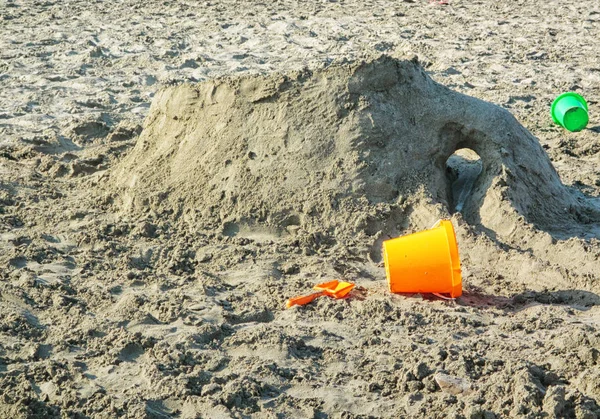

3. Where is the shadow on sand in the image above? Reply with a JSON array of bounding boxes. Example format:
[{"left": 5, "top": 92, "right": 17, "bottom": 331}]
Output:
[{"left": 457, "top": 288, "right": 600, "bottom": 311}]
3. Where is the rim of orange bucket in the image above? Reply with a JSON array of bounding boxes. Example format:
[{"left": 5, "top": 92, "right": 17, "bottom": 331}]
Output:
[
  {"left": 383, "top": 243, "right": 392, "bottom": 292},
  {"left": 435, "top": 220, "right": 462, "bottom": 298}
]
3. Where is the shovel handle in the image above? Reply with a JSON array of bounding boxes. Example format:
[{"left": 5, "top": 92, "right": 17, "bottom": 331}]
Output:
[{"left": 286, "top": 291, "right": 325, "bottom": 308}]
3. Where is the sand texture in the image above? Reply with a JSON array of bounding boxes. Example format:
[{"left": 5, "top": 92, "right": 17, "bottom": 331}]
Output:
[{"left": 2, "top": 1, "right": 600, "bottom": 418}]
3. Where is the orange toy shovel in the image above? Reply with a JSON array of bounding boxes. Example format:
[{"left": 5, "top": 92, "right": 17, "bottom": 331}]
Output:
[{"left": 286, "top": 280, "right": 355, "bottom": 308}]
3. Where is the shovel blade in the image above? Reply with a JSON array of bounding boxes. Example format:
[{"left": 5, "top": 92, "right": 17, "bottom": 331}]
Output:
[{"left": 314, "top": 280, "right": 355, "bottom": 299}]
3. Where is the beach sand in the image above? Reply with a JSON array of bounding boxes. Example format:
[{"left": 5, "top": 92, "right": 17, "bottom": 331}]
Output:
[{"left": 1, "top": 0, "right": 600, "bottom": 417}]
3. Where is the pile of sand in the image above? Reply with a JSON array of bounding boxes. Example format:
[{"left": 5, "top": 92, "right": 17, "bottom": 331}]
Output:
[{"left": 109, "top": 56, "right": 600, "bottom": 258}]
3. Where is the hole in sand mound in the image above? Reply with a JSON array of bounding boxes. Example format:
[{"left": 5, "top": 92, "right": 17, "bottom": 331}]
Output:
[{"left": 446, "top": 148, "right": 482, "bottom": 214}]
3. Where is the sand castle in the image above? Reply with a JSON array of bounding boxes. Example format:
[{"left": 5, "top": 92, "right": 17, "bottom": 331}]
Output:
[{"left": 110, "top": 56, "right": 600, "bottom": 250}]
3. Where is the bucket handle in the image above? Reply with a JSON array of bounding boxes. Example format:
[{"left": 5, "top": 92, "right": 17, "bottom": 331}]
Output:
[
  {"left": 432, "top": 219, "right": 461, "bottom": 300},
  {"left": 431, "top": 219, "right": 442, "bottom": 229},
  {"left": 433, "top": 292, "right": 456, "bottom": 301}
]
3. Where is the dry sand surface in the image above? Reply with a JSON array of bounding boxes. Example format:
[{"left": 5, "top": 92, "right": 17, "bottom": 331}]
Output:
[{"left": 2, "top": 0, "right": 600, "bottom": 418}]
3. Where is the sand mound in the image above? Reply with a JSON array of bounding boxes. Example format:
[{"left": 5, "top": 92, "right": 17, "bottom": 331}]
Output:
[{"left": 109, "top": 56, "right": 600, "bottom": 253}]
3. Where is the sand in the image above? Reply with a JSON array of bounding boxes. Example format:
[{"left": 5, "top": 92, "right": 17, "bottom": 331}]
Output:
[{"left": 1, "top": 0, "right": 600, "bottom": 418}]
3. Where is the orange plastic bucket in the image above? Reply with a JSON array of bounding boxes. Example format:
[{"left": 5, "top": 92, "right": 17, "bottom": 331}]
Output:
[{"left": 383, "top": 219, "right": 462, "bottom": 298}]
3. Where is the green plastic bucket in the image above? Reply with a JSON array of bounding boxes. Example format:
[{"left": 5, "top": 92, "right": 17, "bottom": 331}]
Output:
[{"left": 551, "top": 92, "right": 589, "bottom": 132}]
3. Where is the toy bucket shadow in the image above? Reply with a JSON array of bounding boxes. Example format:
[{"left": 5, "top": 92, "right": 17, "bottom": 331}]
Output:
[
  {"left": 457, "top": 289, "right": 600, "bottom": 311},
  {"left": 589, "top": 125, "right": 600, "bottom": 133}
]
